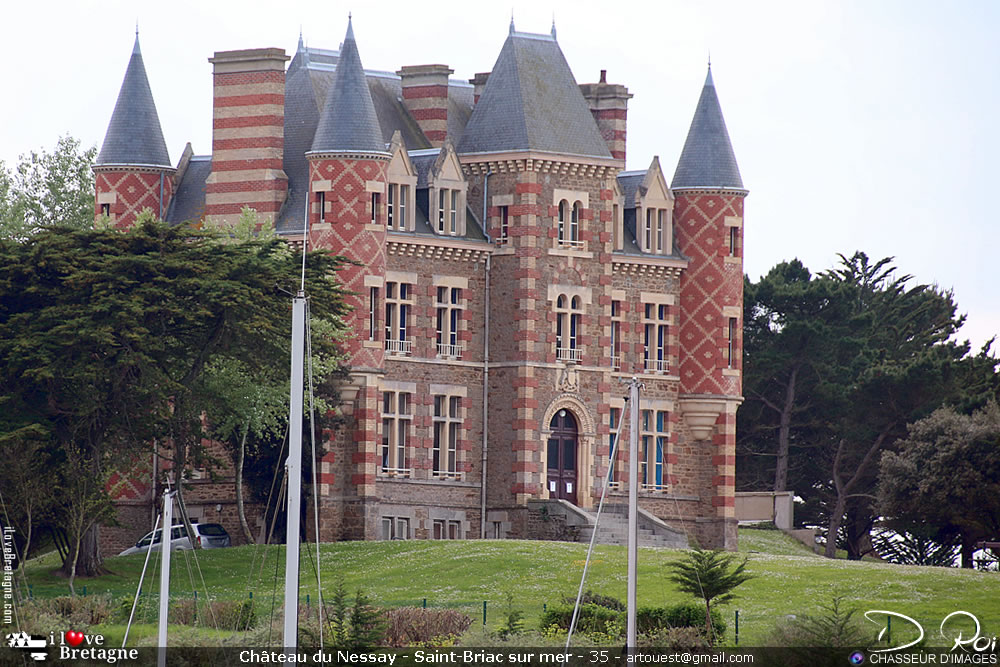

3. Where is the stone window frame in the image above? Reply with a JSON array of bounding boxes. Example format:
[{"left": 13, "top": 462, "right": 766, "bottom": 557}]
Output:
[
  {"left": 607, "top": 397, "right": 673, "bottom": 493},
  {"left": 547, "top": 285, "right": 592, "bottom": 364},
  {"left": 386, "top": 182, "right": 413, "bottom": 231},
  {"left": 380, "top": 387, "right": 413, "bottom": 478},
  {"left": 610, "top": 299, "right": 623, "bottom": 371},
  {"left": 635, "top": 197, "right": 674, "bottom": 255},
  {"left": 380, "top": 516, "right": 410, "bottom": 540},
  {"left": 640, "top": 292, "right": 674, "bottom": 374},
  {"left": 554, "top": 189, "right": 588, "bottom": 249},
  {"left": 434, "top": 276, "right": 468, "bottom": 359},
  {"left": 384, "top": 278, "right": 414, "bottom": 356},
  {"left": 431, "top": 183, "right": 467, "bottom": 237},
  {"left": 430, "top": 383, "right": 466, "bottom": 480}
]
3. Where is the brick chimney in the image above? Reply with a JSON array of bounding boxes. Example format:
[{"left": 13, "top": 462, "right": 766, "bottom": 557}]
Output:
[
  {"left": 397, "top": 64, "right": 453, "bottom": 148},
  {"left": 205, "top": 48, "right": 290, "bottom": 226},
  {"left": 469, "top": 71, "right": 490, "bottom": 105},
  {"left": 579, "top": 70, "right": 632, "bottom": 168}
]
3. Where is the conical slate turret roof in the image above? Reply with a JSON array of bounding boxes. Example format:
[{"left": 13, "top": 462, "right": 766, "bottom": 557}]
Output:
[
  {"left": 671, "top": 66, "right": 743, "bottom": 190},
  {"left": 310, "top": 18, "right": 386, "bottom": 154},
  {"left": 97, "top": 35, "right": 171, "bottom": 168},
  {"left": 456, "top": 29, "right": 610, "bottom": 158}
]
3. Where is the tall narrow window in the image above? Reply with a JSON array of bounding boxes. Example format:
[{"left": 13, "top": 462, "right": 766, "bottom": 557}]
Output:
[
  {"left": 557, "top": 200, "right": 568, "bottom": 242},
  {"left": 643, "top": 303, "right": 668, "bottom": 373},
  {"left": 100, "top": 203, "right": 111, "bottom": 217},
  {"left": 317, "top": 191, "right": 326, "bottom": 223},
  {"left": 570, "top": 201, "right": 581, "bottom": 243},
  {"left": 555, "top": 294, "right": 583, "bottom": 362},
  {"left": 435, "top": 286, "right": 464, "bottom": 358},
  {"left": 610, "top": 300, "right": 622, "bottom": 371},
  {"left": 370, "top": 192, "right": 380, "bottom": 225},
  {"left": 369, "top": 287, "right": 378, "bottom": 341},
  {"left": 399, "top": 185, "right": 408, "bottom": 229},
  {"left": 380, "top": 391, "right": 412, "bottom": 477},
  {"left": 727, "top": 317, "right": 738, "bottom": 368},
  {"left": 384, "top": 282, "right": 412, "bottom": 355},
  {"left": 387, "top": 184, "right": 395, "bottom": 229},
  {"left": 729, "top": 226, "right": 738, "bottom": 256},
  {"left": 432, "top": 395, "right": 462, "bottom": 478},
  {"left": 656, "top": 210, "right": 665, "bottom": 252},
  {"left": 639, "top": 409, "right": 669, "bottom": 490},
  {"left": 438, "top": 189, "right": 447, "bottom": 233},
  {"left": 645, "top": 209, "right": 653, "bottom": 251},
  {"left": 498, "top": 205, "right": 509, "bottom": 245},
  {"left": 450, "top": 190, "right": 458, "bottom": 234}
]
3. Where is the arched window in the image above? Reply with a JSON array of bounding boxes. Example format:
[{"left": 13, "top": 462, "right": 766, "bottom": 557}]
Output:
[
  {"left": 555, "top": 294, "right": 583, "bottom": 362},
  {"left": 557, "top": 200, "right": 569, "bottom": 241},
  {"left": 570, "top": 201, "right": 581, "bottom": 242}
]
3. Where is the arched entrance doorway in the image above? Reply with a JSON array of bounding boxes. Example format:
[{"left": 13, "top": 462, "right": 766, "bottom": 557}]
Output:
[{"left": 547, "top": 409, "right": 578, "bottom": 503}]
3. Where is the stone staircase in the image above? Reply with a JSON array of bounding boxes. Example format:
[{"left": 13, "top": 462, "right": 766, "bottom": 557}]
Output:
[{"left": 527, "top": 499, "right": 688, "bottom": 549}]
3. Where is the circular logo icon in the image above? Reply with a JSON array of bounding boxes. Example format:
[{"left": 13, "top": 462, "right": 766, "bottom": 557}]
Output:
[{"left": 849, "top": 652, "right": 865, "bottom": 665}]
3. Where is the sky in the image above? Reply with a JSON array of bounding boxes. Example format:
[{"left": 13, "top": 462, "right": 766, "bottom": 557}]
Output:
[{"left": 3, "top": 0, "right": 998, "bottom": 350}]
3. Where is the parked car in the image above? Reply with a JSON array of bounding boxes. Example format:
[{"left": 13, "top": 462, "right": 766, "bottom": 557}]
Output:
[{"left": 118, "top": 522, "right": 231, "bottom": 556}]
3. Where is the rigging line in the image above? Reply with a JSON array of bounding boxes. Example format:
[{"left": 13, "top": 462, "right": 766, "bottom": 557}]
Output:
[
  {"left": 266, "top": 471, "right": 288, "bottom": 646},
  {"left": 260, "top": 470, "right": 287, "bottom": 582},
  {"left": 122, "top": 513, "right": 160, "bottom": 647},
  {"left": 305, "top": 297, "right": 326, "bottom": 645},
  {"left": 248, "top": 422, "right": 289, "bottom": 590},
  {"left": 185, "top": 532, "right": 223, "bottom": 639},
  {"left": 299, "top": 170, "right": 309, "bottom": 293},
  {"left": 565, "top": 396, "right": 630, "bottom": 655}
]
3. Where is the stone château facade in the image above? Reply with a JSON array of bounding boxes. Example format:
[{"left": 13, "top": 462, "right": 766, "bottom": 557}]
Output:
[{"left": 95, "top": 17, "right": 747, "bottom": 551}]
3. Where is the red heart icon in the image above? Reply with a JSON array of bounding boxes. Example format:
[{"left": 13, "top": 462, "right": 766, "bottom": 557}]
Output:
[{"left": 65, "top": 631, "right": 84, "bottom": 647}]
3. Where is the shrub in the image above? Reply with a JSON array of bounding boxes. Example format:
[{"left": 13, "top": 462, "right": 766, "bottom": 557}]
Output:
[
  {"left": 637, "top": 627, "right": 712, "bottom": 649},
  {"left": 540, "top": 603, "right": 622, "bottom": 636},
  {"left": 381, "top": 607, "right": 472, "bottom": 647},
  {"left": 561, "top": 590, "right": 625, "bottom": 612},
  {"left": 764, "top": 597, "right": 874, "bottom": 649},
  {"left": 25, "top": 594, "right": 117, "bottom": 627},
  {"left": 169, "top": 598, "right": 197, "bottom": 626},
  {"left": 207, "top": 599, "right": 256, "bottom": 631},
  {"left": 637, "top": 603, "right": 726, "bottom": 639}
]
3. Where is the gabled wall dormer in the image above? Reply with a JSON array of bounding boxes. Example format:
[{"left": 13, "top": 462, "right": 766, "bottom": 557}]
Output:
[
  {"left": 386, "top": 132, "right": 418, "bottom": 233},
  {"left": 634, "top": 157, "right": 675, "bottom": 255},
  {"left": 429, "top": 142, "right": 468, "bottom": 237}
]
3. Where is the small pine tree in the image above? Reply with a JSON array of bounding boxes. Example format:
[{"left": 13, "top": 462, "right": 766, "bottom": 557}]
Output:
[
  {"left": 348, "top": 589, "right": 385, "bottom": 649},
  {"left": 666, "top": 548, "right": 754, "bottom": 645}
]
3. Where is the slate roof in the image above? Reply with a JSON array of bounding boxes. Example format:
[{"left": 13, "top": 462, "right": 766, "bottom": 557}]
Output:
[
  {"left": 310, "top": 18, "right": 386, "bottom": 154},
  {"left": 97, "top": 35, "right": 171, "bottom": 168},
  {"left": 276, "top": 44, "right": 474, "bottom": 232},
  {"left": 671, "top": 67, "right": 744, "bottom": 190},
  {"left": 616, "top": 171, "right": 645, "bottom": 208},
  {"left": 165, "top": 156, "right": 210, "bottom": 224},
  {"left": 456, "top": 31, "right": 611, "bottom": 158}
]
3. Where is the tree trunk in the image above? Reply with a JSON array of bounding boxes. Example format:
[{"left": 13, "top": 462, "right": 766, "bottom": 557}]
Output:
[
  {"left": 961, "top": 539, "right": 975, "bottom": 569},
  {"left": 773, "top": 366, "right": 799, "bottom": 493},
  {"left": 825, "top": 493, "right": 847, "bottom": 559},
  {"left": 236, "top": 426, "right": 254, "bottom": 544},
  {"left": 63, "top": 524, "right": 105, "bottom": 591},
  {"left": 705, "top": 599, "right": 714, "bottom": 646}
]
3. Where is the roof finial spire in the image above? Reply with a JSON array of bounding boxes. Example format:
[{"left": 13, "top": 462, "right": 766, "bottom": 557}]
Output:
[
  {"left": 133, "top": 20, "right": 141, "bottom": 54},
  {"left": 298, "top": 25, "right": 304, "bottom": 52},
  {"left": 346, "top": 12, "right": 355, "bottom": 40},
  {"left": 708, "top": 50, "right": 711, "bottom": 68},
  {"left": 551, "top": 14, "right": 557, "bottom": 39},
  {"left": 510, "top": 10, "right": 515, "bottom": 34}
]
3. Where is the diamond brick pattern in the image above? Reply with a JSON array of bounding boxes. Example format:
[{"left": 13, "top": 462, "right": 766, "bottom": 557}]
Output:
[
  {"left": 95, "top": 169, "right": 173, "bottom": 228},
  {"left": 308, "top": 157, "right": 387, "bottom": 369},
  {"left": 676, "top": 193, "right": 743, "bottom": 396}
]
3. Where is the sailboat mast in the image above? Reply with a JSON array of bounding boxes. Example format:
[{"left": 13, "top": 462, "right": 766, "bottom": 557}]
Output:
[
  {"left": 626, "top": 377, "right": 640, "bottom": 651},
  {"left": 157, "top": 490, "right": 173, "bottom": 667},
  {"left": 283, "top": 293, "right": 307, "bottom": 649}
]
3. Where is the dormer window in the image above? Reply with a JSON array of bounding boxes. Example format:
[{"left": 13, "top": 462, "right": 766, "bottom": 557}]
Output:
[
  {"left": 387, "top": 183, "right": 409, "bottom": 231},
  {"left": 434, "top": 186, "right": 464, "bottom": 236},
  {"left": 640, "top": 206, "right": 672, "bottom": 255}
]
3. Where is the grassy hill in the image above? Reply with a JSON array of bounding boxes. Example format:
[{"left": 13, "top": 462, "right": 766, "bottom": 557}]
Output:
[{"left": 17, "top": 529, "right": 999, "bottom": 646}]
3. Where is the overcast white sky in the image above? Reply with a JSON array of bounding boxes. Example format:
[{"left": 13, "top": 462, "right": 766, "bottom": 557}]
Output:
[{"left": 3, "top": 0, "right": 998, "bottom": 350}]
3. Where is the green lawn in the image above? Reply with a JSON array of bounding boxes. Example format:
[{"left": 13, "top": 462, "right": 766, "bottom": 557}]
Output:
[{"left": 18, "top": 529, "right": 999, "bottom": 646}]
